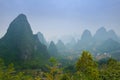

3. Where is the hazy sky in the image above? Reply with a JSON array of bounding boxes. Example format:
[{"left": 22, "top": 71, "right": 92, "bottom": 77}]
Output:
[{"left": 0, "top": 0, "right": 120, "bottom": 41}]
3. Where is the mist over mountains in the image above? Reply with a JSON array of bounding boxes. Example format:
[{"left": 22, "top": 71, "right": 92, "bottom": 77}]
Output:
[
  {"left": 0, "top": 14, "right": 120, "bottom": 68},
  {"left": 0, "top": 0, "right": 120, "bottom": 79},
  {"left": 31, "top": 14, "right": 120, "bottom": 61}
]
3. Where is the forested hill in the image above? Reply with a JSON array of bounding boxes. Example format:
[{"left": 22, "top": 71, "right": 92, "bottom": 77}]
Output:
[{"left": 0, "top": 14, "right": 49, "bottom": 67}]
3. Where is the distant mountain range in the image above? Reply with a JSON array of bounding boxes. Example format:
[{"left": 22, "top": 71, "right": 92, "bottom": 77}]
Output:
[
  {"left": 36, "top": 23, "right": 120, "bottom": 60},
  {"left": 93, "top": 27, "right": 119, "bottom": 42},
  {"left": 53, "top": 27, "right": 120, "bottom": 60},
  {"left": 74, "top": 27, "right": 120, "bottom": 60},
  {"left": 0, "top": 14, "right": 120, "bottom": 66}
]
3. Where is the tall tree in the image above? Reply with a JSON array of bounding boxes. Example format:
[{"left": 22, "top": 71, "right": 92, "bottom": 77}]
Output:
[{"left": 76, "top": 51, "right": 99, "bottom": 80}]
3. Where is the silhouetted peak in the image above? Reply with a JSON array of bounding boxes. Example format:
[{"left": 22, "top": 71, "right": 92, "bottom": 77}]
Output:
[
  {"left": 100, "top": 27, "right": 106, "bottom": 30},
  {"left": 94, "top": 27, "right": 107, "bottom": 40},
  {"left": 8, "top": 14, "right": 29, "bottom": 29},
  {"left": 48, "top": 41, "right": 58, "bottom": 56},
  {"left": 12, "top": 14, "right": 27, "bottom": 22},
  {"left": 0, "top": 14, "right": 49, "bottom": 66},
  {"left": 57, "top": 40, "right": 65, "bottom": 47},
  {"left": 82, "top": 29, "right": 91, "bottom": 35},
  {"left": 37, "top": 32, "right": 47, "bottom": 46},
  {"left": 49, "top": 41, "right": 57, "bottom": 51},
  {"left": 97, "top": 27, "right": 107, "bottom": 33},
  {"left": 5, "top": 13, "right": 32, "bottom": 36},
  {"left": 8, "top": 14, "right": 29, "bottom": 28},
  {"left": 17, "top": 14, "right": 27, "bottom": 19},
  {"left": 18, "top": 13, "right": 26, "bottom": 17},
  {"left": 81, "top": 29, "right": 92, "bottom": 40}
]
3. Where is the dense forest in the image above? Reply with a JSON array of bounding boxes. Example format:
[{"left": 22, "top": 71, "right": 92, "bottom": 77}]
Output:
[{"left": 0, "top": 51, "right": 120, "bottom": 80}]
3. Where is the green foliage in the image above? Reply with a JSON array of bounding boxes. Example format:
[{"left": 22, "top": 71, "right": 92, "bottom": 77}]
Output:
[
  {"left": 60, "top": 73, "right": 71, "bottom": 80},
  {"left": 0, "top": 51, "right": 120, "bottom": 80},
  {"left": 76, "top": 51, "right": 100, "bottom": 80},
  {"left": 100, "top": 58, "right": 120, "bottom": 80},
  {"left": 49, "top": 57, "right": 58, "bottom": 65},
  {"left": 44, "top": 57, "right": 63, "bottom": 80},
  {"left": 0, "top": 58, "right": 33, "bottom": 80}
]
